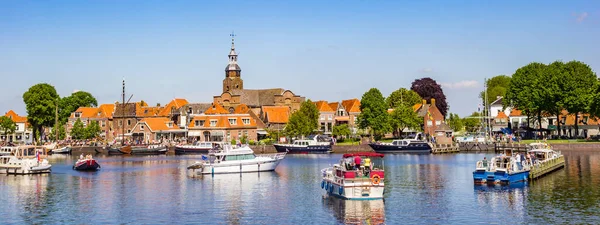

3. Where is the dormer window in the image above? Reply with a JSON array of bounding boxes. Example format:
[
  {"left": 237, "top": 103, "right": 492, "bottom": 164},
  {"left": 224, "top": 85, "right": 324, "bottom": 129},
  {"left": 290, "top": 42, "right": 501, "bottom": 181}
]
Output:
[
  {"left": 561, "top": 117, "right": 566, "bottom": 125},
  {"left": 195, "top": 120, "right": 205, "bottom": 127},
  {"left": 144, "top": 109, "right": 148, "bottom": 114},
  {"left": 210, "top": 120, "right": 217, "bottom": 127},
  {"left": 98, "top": 112, "right": 102, "bottom": 116},
  {"left": 74, "top": 112, "right": 81, "bottom": 118},
  {"left": 229, "top": 118, "right": 237, "bottom": 125},
  {"left": 140, "top": 125, "right": 144, "bottom": 131},
  {"left": 188, "top": 107, "right": 192, "bottom": 113},
  {"left": 583, "top": 116, "right": 589, "bottom": 125},
  {"left": 167, "top": 122, "right": 173, "bottom": 128}
]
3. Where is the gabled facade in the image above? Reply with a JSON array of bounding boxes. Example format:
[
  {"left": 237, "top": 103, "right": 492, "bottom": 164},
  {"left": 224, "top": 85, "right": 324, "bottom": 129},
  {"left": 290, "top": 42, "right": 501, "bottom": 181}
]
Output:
[
  {"left": 260, "top": 106, "right": 290, "bottom": 131},
  {"left": 413, "top": 99, "right": 445, "bottom": 135},
  {"left": 341, "top": 98, "right": 361, "bottom": 133},
  {"left": 187, "top": 113, "right": 258, "bottom": 142},
  {"left": 67, "top": 104, "right": 116, "bottom": 140},
  {"left": 130, "top": 117, "right": 185, "bottom": 143},
  {"left": 314, "top": 101, "right": 335, "bottom": 134},
  {"left": 2, "top": 110, "right": 31, "bottom": 143}
]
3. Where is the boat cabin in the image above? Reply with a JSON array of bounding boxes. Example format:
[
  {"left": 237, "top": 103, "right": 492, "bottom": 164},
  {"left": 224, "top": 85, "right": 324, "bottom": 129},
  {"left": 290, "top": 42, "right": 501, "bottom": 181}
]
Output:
[
  {"left": 335, "top": 152, "right": 384, "bottom": 179},
  {"left": 0, "top": 146, "right": 17, "bottom": 156},
  {"left": 207, "top": 143, "right": 256, "bottom": 163}
]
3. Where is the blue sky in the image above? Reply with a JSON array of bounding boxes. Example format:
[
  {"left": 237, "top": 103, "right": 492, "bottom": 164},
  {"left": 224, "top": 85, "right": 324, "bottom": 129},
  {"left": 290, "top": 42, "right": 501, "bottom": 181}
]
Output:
[{"left": 1, "top": 0, "right": 599, "bottom": 117}]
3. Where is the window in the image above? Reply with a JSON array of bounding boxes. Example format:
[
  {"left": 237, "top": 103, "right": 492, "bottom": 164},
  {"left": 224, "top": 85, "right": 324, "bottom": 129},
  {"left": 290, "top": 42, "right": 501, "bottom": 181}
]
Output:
[
  {"left": 242, "top": 118, "right": 251, "bottom": 125},
  {"left": 244, "top": 130, "right": 248, "bottom": 136},
  {"left": 328, "top": 115, "right": 332, "bottom": 120},
  {"left": 140, "top": 125, "right": 145, "bottom": 131},
  {"left": 167, "top": 122, "right": 173, "bottom": 128},
  {"left": 435, "top": 121, "right": 441, "bottom": 125},
  {"left": 98, "top": 112, "right": 102, "bottom": 117},
  {"left": 427, "top": 121, "right": 433, "bottom": 126},
  {"left": 127, "top": 130, "right": 131, "bottom": 133},
  {"left": 560, "top": 117, "right": 566, "bottom": 125},
  {"left": 144, "top": 109, "right": 148, "bottom": 114},
  {"left": 338, "top": 109, "right": 345, "bottom": 116},
  {"left": 320, "top": 115, "right": 325, "bottom": 120},
  {"left": 127, "top": 120, "right": 131, "bottom": 126},
  {"left": 210, "top": 120, "right": 217, "bottom": 127},
  {"left": 101, "top": 121, "right": 106, "bottom": 127},
  {"left": 188, "top": 107, "right": 192, "bottom": 113},
  {"left": 119, "top": 120, "right": 123, "bottom": 126},
  {"left": 583, "top": 116, "right": 589, "bottom": 124},
  {"left": 238, "top": 130, "right": 242, "bottom": 137},
  {"left": 74, "top": 112, "right": 81, "bottom": 118},
  {"left": 195, "top": 120, "right": 205, "bottom": 127},
  {"left": 229, "top": 118, "right": 237, "bottom": 125}
]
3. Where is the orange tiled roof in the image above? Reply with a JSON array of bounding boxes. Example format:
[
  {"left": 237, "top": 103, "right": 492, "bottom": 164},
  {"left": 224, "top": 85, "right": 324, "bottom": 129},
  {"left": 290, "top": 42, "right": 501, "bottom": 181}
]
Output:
[
  {"left": 560, "top": 113, "right": 599, "bottom": 126},
  {"left": 4, "top": 110, "right": 27, "bottom": 123},
  {"left": 342, "top": 99, "right": 361, "bottom": 113},
  {"left": 328, "top": 102, "right": 339, "bottom": 111},
  {"left": 137, "top": 106, "right": 161, "bottom": 117},
  {"left": 204, "top": 103, "right": 229, "bottom": 115},
  {"left": 412, "top": 104, "right": 423, "bottom": 112},
  {"left": 509, "top": 109, "right": 522, "bottom": 117},
  {"left": 234, "top": 104, "right": 250, "bottom": 114},
  {"left": 139, "top": 117, "right": 180, "bottom": 131},
  {"left": 262, "top": 106, "right": 290, "bottom": 124},
  {"left": 97, "top": 104, "right": 115, "bottom": 119},
  {"left": 497, "top": 111, "right": 508, "bottom": 119},
  {"left": 314, "top": 101, "right": 335, "bottom": 112},
  {"left": 158, "top": 98, "right": 189, "bottom": 116},
  {"left": 70, "top": 107, "right": 99, "bottom": 119},
  {"left": 188, "top": 114, "right": 257, "bottom": 129}
]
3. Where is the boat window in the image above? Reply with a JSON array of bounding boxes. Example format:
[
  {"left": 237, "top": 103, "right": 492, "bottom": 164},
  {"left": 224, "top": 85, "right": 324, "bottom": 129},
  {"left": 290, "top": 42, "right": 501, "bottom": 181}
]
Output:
[{"left": 392, "top": 141, "right": 398, "bottom": 145}]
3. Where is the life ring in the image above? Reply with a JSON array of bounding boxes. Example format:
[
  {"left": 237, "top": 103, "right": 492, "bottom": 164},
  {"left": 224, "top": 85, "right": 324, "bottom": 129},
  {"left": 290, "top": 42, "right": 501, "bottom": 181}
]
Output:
[
  {"left": 321, "top": 181, "right": 325, "bottom": 189},
  {"left": 338, "top": 186, "right": 343, "bottom": 195},
  {"left": 371, "top": 174, "right": 381, "bottom": 185}
]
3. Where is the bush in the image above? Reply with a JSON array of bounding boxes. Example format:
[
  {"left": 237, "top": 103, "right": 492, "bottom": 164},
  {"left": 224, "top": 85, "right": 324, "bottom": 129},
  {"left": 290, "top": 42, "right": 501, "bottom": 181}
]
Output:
[
  {"left": 249, "top": 140, "right": 256, "bottom": 145},
  {"left": 231, "top": 139, "right": 236, "bottom": 145}
]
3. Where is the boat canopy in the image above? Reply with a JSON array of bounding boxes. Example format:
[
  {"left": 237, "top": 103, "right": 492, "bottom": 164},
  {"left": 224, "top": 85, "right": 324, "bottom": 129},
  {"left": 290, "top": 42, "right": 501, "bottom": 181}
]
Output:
[{"left": 342, "top": 152, "right": 384, "bottom": 158}]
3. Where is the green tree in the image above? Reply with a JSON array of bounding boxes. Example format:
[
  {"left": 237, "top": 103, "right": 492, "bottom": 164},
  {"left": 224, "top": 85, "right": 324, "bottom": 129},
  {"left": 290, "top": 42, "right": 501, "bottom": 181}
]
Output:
[
  {"left": 446, "top": 113, "right": 464, "bottom": 132},
  {"left": 70, "top": 118, "right": 86, "bottom": 140},
  {"left": 590, "top": 79, "right": 600, "bottom": 122},
  {"left": 463, "top": 112, "right": 481, "bottom": 132},
  {"left": 543, "top": 61, "right": 568, "bottom": 136},
  {"left": 84, "top": 120, "right": 102, "bottom": 139},
  {"left": 332, "top": 124, "right": 351, "bottom": 140},
  {"left": 357, "top": 88, "right": 391, "bottom": 141},
  {"left": 389, "top": 104, "right": 421, "bottom": 138},
  {"left": 23, "top": 83, "right": 60, "bottom": 144},
  {"left": 58, "top": 91, "right": 98, "bottom": 124},
  {"left": 480, "top": 75, "right": 511, "bottom": 106},
  {"left": 0, "top": 116, "right": 17, "bottom": 139},
  {"left": 559, "top": 61, "right": 597, "bottom": 137},
  {"left": 386, "top": 88, "right": 422, "bottom": 109},
  {"left": 284, "top": 100, "right": 319, "bottom": 138},
  {"left": 48, "top": 122, "right": 67, "bottom": 141},
  {"left": 505, "top": 62, "right": 546, "bottom": 130}
]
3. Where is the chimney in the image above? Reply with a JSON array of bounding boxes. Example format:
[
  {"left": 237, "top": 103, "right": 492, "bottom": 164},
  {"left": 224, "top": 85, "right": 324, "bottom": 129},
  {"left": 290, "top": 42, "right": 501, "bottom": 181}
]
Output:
[
  {"left": 431, "top": 98, "right": 436, "bottom": 106},
  {"left": 422, "top": 99, "right": 426, "bottom": 105}
]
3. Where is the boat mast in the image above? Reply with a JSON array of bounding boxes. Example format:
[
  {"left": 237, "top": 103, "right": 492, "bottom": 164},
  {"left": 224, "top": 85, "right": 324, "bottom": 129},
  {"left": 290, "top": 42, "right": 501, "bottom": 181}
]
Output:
[
  {"left": 122, "top": 79, "right": 125, "bottom": 146},
  {"left": 55, "top": 100, "right": 58, "bottom": 142}
]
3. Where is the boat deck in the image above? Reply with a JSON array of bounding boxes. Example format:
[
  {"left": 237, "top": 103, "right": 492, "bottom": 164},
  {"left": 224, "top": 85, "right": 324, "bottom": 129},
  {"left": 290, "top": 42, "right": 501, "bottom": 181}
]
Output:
[
  {"left": 431, "top": 144, "right": 460, "bottom": 154},
  {"left": 529, "top": 156, "right": 565, "bottom": 179}
]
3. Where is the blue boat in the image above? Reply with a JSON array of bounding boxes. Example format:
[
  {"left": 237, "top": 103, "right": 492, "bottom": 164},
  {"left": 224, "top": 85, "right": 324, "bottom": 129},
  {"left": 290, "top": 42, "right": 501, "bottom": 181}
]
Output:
[
  {"left": 473, "top": 149, "right": 531, "bottom": 185},
  {"left": 273, "top": 135, "right": 332, "bottom": 154}
]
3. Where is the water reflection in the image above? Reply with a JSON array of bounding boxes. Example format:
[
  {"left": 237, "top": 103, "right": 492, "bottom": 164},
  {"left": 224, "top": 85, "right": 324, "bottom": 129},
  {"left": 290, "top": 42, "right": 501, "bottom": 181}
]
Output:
[{"left": 322, "top": 196, "right": 385, "bottom": 225}]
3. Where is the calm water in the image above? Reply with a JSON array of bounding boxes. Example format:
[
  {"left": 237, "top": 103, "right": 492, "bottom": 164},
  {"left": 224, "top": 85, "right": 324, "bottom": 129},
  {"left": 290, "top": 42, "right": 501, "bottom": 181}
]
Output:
[{"left": 1, "top": 150, "right": 599, "bottom": 224}]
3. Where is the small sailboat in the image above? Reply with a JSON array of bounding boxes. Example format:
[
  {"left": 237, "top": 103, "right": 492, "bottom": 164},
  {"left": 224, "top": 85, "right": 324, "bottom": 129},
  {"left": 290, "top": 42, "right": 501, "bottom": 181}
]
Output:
[
  {"left": 118, "top": 144, "right": 167, "bottom": 155},
  {"left": 73, "top": 154, "right": 101, "bottom": 171},
  {"left": 51, "top": 146, "right": 72, "bottom": 154}
]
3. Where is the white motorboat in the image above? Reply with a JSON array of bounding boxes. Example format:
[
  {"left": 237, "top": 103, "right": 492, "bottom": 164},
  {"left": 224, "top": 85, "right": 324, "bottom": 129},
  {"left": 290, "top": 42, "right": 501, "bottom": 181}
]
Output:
[
  {"left": 321, "top": 152, "right": 385, "bottom": 200},
  {"left": 51, "top": 146, "right": 72, "bottom": 154},
  {"left": 0, "top": 146, "right": 17, "bottom": 156},
  {"left": 0, "top": 145, "right": 52, "bottom": 174},
  {"left": 187, "top": 143, "right": 286, "bottom": 175}
]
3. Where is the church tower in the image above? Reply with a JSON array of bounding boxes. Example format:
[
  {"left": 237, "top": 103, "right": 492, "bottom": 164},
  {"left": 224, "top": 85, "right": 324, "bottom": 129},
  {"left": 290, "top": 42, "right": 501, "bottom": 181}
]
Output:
[{"left": 223, "top": 32, "right": 243, "bottom": 93}]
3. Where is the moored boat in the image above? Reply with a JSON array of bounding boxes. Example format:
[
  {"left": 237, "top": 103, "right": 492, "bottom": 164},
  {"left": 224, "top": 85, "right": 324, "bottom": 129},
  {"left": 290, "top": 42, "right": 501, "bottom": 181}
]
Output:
[
  {"left": 51, "top": 146, "right": 72, "bottom": 154},
  {"left": 527, "top": 143, "right": 565, "bottom": 179},
  {"left": 0, "top": 145, "right": 52, "bottom": 174},
  {"left": 321, "top": 152, "right": 385, "bottom": 200},
  {"left": 273, "top": 135, "right": 332, "bottom": 154},
  {"left": 175, "top": 142, "right": 214, "bottom": 155},
  {"left": 73, "top": 154, "right": 101, "bottom": 171},
  {"left": 187, "top": 143, "right": 286, "bottom": 175},
  {"left": 0, "top": 146, "right": 17, "bottom": 156},
  {"left": 473, "top": 148, "right": 531, "bottom": 184},
  {"left": 118, "top": 145, "right": 167, "bottom": 155},
  {"left": 368, "top": 137, "right": 432, "bottom": 154}
]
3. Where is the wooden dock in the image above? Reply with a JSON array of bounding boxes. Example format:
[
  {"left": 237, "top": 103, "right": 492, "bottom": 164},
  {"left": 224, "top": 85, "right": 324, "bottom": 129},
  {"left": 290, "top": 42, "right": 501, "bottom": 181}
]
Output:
[
  {"left": 494, "top": 143, "right": 529, "bottom": 152},
  {"left": 529, "top": 156, "right": 565, "bottom": 179},
  {"left": 431, "top": 144, "right": 460, "bottom": 154}
]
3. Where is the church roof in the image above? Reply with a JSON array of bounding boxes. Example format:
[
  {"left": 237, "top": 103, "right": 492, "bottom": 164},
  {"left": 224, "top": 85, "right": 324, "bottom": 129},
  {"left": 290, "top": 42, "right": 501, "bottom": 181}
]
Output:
[
  {"left": 230, "top": 88, "right": 285, "bottom": 107},
  {"left": 226, "top": 64, "right": 241, "bottom": 71}
]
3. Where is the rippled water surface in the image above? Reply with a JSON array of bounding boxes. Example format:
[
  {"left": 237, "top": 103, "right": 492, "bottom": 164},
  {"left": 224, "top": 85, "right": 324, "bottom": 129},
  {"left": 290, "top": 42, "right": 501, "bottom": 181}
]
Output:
[{"left": 1, "top": 150, "right": 599, "bottom": 224}]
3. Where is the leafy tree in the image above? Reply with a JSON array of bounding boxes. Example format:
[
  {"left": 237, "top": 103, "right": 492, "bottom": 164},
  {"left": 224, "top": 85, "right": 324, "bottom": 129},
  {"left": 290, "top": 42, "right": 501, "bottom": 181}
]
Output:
[
  {"left": 411, "top": 77, "right": 449, "bottom": 117},
  {"left": 70, "top": 118, "right": 86, "bottom": 140},
  {"left": 389, "top": 104, "right": 421, "bottom": 138},
  {"left": 386, "top": 88, "right": 422, "bottom": 109},
  {"left": 23, "top": 83, "right": 60, "bottom": 144},
  {"left": 559, "top": 61, "right": 597, "bottom": 137},
  {"left": 505, "top": 62, "right": 546, "bottom": 130},
  {"left": 357, "top": 88, "right": 391, "bottom": 141},
  {"left": 0, "top": 116, "right": 17, "bottom": 139},
  {"left": 284, "top": 100, "right": 319, "bottom": 138},
  {"left": 85, "top": 120, "right": 102, "bottom": 139},
  {"left": 543, "top": 61, "right": 568, "bottom": 136},
  {"left": 446, "top": 113, "right": 464, "bottom": 131},
  {"left": 332, "top": 124, "right": 351, "bottom": 140},
  {"left": 58, "top": 91, "right": 98, "bottom": 124},
  {"left": 590, "top": 79, "right": 600, "bottom": 122},
  {"left": 480, "top": 75, "right": 511, "bottom": 106},
  {"left": 463, "top": 112, "right": 481, "bottom": 132},
  {"left": 48, "top": 122, "right": 67, "bottom": 141}
]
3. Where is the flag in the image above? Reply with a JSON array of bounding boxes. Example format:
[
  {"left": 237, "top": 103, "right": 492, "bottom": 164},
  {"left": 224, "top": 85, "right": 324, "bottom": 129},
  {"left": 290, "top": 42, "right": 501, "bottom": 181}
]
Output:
[
  {"left": 427, "top": 109, "right": 434, "bottom": 121},
  {"left": 201, "top": 155, "right": 208, "bottom": 160},
  {"left": 36, "top": 150, "right": 40, "bottom": 162}
]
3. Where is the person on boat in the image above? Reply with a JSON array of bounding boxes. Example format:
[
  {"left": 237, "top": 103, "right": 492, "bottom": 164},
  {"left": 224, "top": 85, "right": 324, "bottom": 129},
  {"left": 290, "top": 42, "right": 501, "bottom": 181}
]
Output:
[
  {"left": 482, "top": 157, "right": 488, "bottom": 168},
  {"left": 80, "top": 153, "right": 84, "bottom": 160},
  {"left": 354, "top": 155, "right": 361, "bottom": 170},
  {"left": 364, "top": 157, "right": 371, "bottom": 175}
]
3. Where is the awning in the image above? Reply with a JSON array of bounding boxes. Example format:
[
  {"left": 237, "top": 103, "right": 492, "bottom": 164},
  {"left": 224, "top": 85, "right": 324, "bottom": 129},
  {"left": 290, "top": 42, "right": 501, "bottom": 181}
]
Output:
[
  {"left": 211, "top": 131, "right": 224, "bottom": 136},
  {"left": 188, "top": 131, "right": 202, "bottom": 137},
  {"left": 157, "top": 129, "right": 188, "bottom": 133},
  {"left": 257, "top": 129, "right": 268, "bottom": 135}
]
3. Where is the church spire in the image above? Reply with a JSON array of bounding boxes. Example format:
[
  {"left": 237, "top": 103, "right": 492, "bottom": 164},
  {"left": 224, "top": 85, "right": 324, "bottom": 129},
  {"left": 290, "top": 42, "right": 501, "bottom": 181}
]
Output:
[{"left": 226, "top": 31, "right": 240, "bottom": 72}]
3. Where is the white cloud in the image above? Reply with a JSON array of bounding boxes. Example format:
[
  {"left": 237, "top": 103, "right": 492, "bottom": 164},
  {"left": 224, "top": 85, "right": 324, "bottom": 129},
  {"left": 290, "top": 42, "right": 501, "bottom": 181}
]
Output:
[
  {"left": 421, "top": 68, "right": 433, "bottom": 73},
  {"left": 574, "top": 12, "right": 588, "bottom": 23},
  {"left": 440, "top": 80, "right": 479, "bottom": 89}
]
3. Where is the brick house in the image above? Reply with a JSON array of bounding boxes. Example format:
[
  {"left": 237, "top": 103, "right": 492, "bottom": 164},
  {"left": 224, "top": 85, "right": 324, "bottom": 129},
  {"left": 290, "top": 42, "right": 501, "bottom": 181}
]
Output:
[
  {"left": 413, "top": 98, "right": 445, "bottom": 135},
  {"left": 130, "top": 117, "right": 185, "bottom": 143},
  {"left": 259, "top": 106, "right": 290, "bottom": 131},
  {"left": 1, "top": 110, "right": 32, "bottom": 143},
  {"left": 314, "top": 101, "right": 335, "bottom": 134},
  {"left": 340, "top": 99, "right": 361, "bottom": 133},
  {"left": 311, "top": 98, "right": 362, "bottom": 134},
  {"left": 187, "top": 113, "right": 259, "bottom": 142},
  {"left": 67, "top": 104, "right": 116, "bottom": 140}
]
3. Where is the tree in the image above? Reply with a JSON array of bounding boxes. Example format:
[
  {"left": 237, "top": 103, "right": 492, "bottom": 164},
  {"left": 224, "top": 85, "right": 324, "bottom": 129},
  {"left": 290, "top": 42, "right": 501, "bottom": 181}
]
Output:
[
  {"left": 332, "top": 124, "right": 351, "bottom": 140},
  {"left": 386, "top": 88, "right": 422, "bottom": 109},
  {"left": 58, "top": 91, "right": 98, "bottom": 124},
  {"left": 357, "top": 88, "right": 391, "bottom": 140},
  {"left": 48, "top": 122, "right": 66, "bottom": 141},
  {"left": 0, "top": 116, "right": 17, "bottom": 139},
  {"left": 85, "top": 120, "right": 101, "bottom": 139},
  {"left": 70, "top": 118, "right": 86, "bottom": 140},
  {"left": 463, "top": 112, "right": 481, "bottom": 132},
  {"left": 505, "top": 62, "right": 547, "bottom": 131},
  {"left": 446, "top": 113, "right": 464, "bottom": 132},
  {"left": 284, "top": 100, "right": 319, "bottom": 138},
  {"left": 389, "top": 104, "right": 421, "bottom": 138},
  {"left": 480, "top": 75, "right": 511, "bottom": 106},
  {"left": 559, "top": 61, "right": 597, "bottom": 137},
  {"left": 23, "top": 83, "right": 60, "bottom": 144},
  {"left": 590, "top": 79, "right": 600, "bottom": 123},
  {"left": 411, "top": 77, "right": 449, "bottom": 117}
]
